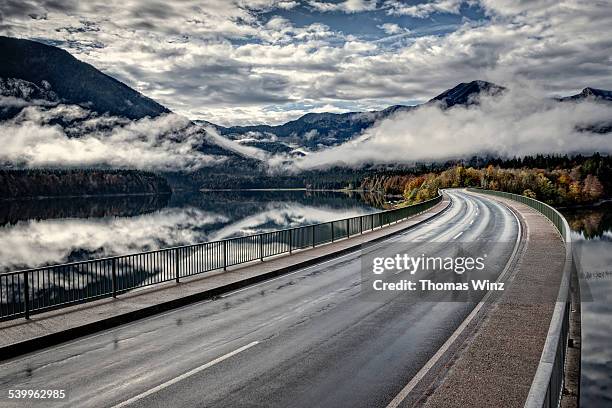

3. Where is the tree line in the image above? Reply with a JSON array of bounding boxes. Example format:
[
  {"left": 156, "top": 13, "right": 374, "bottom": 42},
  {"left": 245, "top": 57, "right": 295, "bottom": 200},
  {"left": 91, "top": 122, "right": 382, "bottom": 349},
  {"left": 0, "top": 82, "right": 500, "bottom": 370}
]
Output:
[
  {"left": 0, "top": 169, "right": 171, "bottom": 199},
  {"left": 360, "top": 154, "right": 610, "bottom": 206}
]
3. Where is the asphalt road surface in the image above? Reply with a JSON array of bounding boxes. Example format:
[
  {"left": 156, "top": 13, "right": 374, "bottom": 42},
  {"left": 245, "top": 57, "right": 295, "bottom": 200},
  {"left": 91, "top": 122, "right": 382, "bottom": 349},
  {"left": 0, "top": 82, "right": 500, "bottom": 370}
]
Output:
[{"left": 0, "top": 190, "right": 520, "bottom": 408}]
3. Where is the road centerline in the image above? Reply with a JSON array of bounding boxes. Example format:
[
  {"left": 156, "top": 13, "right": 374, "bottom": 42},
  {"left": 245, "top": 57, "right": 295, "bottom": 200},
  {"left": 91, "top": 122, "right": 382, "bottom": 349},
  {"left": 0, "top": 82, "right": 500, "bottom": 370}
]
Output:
[{"left": 111, "top": 341, "right": 260, "bottom": 408}]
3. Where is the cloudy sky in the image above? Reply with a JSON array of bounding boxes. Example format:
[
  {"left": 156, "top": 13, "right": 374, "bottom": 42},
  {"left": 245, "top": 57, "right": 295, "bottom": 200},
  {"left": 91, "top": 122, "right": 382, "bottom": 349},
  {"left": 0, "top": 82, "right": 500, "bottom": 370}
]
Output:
[{"left": 2, "top": 0, "right": 612, "bottom": 126}]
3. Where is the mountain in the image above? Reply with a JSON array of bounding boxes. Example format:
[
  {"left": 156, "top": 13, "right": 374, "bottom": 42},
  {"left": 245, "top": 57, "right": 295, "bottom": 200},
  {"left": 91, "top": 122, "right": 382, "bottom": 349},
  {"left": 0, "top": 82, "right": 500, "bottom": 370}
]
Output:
[
  {"left": 559, "top": 87, "right": 612, "bottom": 133},
  {"left": 210, "top": 80, "right": 503, "bottom": 155},
  {"left": 428, "top": 80, "right": 505, "bottom": 107},
  {"left": 3, "top": 36, "right": 609, "bottom": 191},
  {"left": 210, "top": 109, "right": 401, "bottom": 153},
  {"left": 0, "top": 36, "right": 266, "bottom": 193},
  {"left": 0, "top": 36, "right": 169, "bottom": 119},
  {"left": 560, "top": 87, "right": 612, "bottom": 102}
]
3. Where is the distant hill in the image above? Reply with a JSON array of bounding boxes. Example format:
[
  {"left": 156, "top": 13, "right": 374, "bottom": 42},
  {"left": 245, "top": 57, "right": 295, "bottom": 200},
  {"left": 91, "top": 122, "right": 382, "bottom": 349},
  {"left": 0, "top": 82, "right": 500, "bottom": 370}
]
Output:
[
  {"left": 428, "top": 80, "right": 505, "bottom": 107},
  {"left": 0, "top": 36, "right": 169, "bottom": 119},
  {"left": 210, "top": 80, "right": 505, "bottom": 155},
  {"left": 558, "top": 87, "right": 612, "bottom": 133},
  {"left": 209, "top": 110, "right": 392, "bottom": 153},
  {"left": 208, "top": 80, "right": 612, "bottom": 156},
  {"left": 559, "top": 87, "right": 612, "bottom": 102}
]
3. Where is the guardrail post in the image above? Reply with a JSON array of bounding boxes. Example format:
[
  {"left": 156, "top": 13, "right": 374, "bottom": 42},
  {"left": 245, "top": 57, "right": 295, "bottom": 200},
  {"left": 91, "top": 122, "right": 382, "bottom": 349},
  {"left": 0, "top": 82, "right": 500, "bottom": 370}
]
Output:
[
  {"left": 312, "top": 225, "right": 316, "bottom": 248},
  {"left": 331, "top": 223, "right": 335, "bottom": 242},
  {"left": 360, "top": 216, "right": 363, "bottom": 234},
  {"left": 346, "top": 219, "right": 350, "bottom": 238},
  {"left": 112, "top": 258, "right": 117, "bottom": 298},
  {"left": 260, "top": 235, "right": 264, "bottom": 261},
  {"left": 289, "top": 229, "right": 293, "bottom": 254},
  {"left": 223, "top": 240, "right": 227, "bottom": 271},
  {"left": 23, "top": 271, "right": 30, "bottom": 320},
  {"left": 175, "top": 249, "right": 180, "bottom": 283}
]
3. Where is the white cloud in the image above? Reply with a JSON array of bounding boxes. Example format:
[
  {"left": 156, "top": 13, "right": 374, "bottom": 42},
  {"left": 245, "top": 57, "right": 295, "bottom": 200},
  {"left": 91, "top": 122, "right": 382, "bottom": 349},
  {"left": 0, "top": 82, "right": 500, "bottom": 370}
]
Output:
[
  {"left": 477, "top": 0, "right": 560, "bottom": 17},
  {"left": 1, "top": 0, "right": 612, "bottom": 125},
  {"left": 377, "top": 23, "right": 403, "bottom": 35},
  {"left": 385, "top": 0, "right": 463, "bottom": 18},
  {"left": 0, "top": 105, "right": 224, "bottom": 171},
  {"left": 204, "top": 126, "right": 270, "bottom": 160},
  {"left": 285, "top": 85, "right": 612, "bottom": 170},
  {"left": 308, "top": 0, "right": 378, "bottom": 13}
]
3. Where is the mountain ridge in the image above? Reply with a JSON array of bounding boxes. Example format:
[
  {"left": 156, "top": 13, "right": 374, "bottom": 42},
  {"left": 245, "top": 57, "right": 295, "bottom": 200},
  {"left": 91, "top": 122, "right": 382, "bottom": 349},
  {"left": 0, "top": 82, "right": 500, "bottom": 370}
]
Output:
[
  {"left": 205, "top": 80, "right": 506, "bottom": 154},
  {"left": 559, "top": 87, "right": 612, "bottom": 102},
  {"left": 0, "top": 36, "right": 169, "bottom": 120}
]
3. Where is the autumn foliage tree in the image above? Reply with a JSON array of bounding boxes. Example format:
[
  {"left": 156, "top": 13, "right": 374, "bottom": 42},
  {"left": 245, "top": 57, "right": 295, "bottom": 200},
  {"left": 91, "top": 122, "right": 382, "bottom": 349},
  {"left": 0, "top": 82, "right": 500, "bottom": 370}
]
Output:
[{"left": 400, "top": 161, "right": 608, "bottom": 206}]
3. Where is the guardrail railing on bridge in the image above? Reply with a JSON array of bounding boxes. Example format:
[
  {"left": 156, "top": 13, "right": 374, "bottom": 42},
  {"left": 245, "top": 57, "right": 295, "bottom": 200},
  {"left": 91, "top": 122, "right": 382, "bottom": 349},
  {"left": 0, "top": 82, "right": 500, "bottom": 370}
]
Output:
[
  {"left": 468, "top": 188, "right": 573, "bottom": 408},
  {"left": 0, "top": 194, "right": 443, "bottom": 321}
]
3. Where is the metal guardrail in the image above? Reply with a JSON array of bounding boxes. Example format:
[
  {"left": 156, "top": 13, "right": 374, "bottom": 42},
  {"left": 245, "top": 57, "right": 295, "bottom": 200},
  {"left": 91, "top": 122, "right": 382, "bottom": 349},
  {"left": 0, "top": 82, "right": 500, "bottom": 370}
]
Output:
[
  {"left": 468, "top": 188, "right": 572, "bottom": 408},
  {"left": 0, "top": 194, "right": 443, "bottom": 321}
]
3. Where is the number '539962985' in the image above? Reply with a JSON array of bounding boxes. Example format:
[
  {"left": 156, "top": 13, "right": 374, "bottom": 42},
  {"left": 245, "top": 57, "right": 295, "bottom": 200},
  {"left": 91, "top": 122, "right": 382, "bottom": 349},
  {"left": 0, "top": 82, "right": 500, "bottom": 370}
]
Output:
[{"left": 8, "top": 389, "right": 66, "bottom": 399}]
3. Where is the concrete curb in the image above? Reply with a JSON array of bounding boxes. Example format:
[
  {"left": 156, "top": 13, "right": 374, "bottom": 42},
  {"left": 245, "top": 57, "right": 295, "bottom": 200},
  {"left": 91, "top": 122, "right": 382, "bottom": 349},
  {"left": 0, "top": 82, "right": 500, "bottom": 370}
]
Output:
[{"left": 1, "top": 197, "right": 452, "bottom": 362}]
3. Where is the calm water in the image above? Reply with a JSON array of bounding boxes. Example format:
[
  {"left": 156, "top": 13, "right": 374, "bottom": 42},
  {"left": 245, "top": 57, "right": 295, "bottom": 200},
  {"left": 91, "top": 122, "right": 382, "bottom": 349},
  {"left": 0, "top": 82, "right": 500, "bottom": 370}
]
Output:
[
  {"left": 561, "top": 202, "right": 612, "bottom": 407},
  {"left": 0, "top": 190, "right": 382, "bottom": 273}
]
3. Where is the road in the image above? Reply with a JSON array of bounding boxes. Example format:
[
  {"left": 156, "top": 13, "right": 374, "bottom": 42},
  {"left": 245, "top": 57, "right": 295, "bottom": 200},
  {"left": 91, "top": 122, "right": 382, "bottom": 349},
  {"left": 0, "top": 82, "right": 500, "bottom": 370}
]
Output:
[{"left": 0, "top": 190, "right": 520, "bottom": 408}]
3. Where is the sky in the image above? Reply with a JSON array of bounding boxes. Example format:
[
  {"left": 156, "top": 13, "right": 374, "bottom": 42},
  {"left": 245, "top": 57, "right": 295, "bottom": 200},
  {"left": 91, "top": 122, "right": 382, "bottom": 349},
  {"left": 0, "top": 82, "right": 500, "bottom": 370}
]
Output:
[{"left": 1, "top": 0, "right": 612, "bottom": 126}]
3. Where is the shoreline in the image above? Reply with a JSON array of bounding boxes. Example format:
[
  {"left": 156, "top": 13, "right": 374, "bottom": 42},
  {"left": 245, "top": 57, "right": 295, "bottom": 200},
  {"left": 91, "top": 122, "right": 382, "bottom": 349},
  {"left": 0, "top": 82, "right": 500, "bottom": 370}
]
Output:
[
  {"left": 200, "top": 187, "right": 379, "bottom": 193},
  {"left": 0, "top": 191, "right": 172, "bottom": 202}
]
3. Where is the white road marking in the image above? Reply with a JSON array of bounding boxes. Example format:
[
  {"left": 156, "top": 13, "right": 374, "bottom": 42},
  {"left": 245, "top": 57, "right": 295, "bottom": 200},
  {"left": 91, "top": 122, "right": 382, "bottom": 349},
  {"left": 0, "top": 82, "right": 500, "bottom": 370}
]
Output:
[
  {"left": 452, "top": 231, "right": 463, "bottom": 240},
  {"left": 111, "top": 341, "right": 259, "bottom": 408},
  {"left": 385, "top": 190, "right": 523, "bottom": 408}
]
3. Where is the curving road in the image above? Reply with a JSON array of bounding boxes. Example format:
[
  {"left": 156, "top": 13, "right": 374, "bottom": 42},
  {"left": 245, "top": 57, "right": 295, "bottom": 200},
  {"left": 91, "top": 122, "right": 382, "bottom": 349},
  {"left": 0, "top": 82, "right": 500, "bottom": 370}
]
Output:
[{"left": 0, "top": 190, "right": 520, "bottom": 408}]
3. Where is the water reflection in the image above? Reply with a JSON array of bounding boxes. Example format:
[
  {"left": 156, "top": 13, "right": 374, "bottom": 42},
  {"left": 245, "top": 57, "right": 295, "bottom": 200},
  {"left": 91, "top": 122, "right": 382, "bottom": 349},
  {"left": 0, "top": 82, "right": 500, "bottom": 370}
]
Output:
[
  {"left": 0, "top": 191, "right": 379, "bottom": 272},
  {"left": 563, "top": 202, "right": 612, "bottom": 240},
  {"left": 561, "top": 202, "right": 612, "bottom": 407}
]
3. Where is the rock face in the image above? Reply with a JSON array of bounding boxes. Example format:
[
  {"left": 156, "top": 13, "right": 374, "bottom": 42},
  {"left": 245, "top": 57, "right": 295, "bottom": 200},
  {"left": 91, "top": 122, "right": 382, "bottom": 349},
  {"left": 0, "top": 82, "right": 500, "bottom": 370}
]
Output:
[
  {"left": 0, "top": 77, "right": 59, "bottom": 102},
  {"left": 0, "top": 36, "right": 169, "bottom": 119}
]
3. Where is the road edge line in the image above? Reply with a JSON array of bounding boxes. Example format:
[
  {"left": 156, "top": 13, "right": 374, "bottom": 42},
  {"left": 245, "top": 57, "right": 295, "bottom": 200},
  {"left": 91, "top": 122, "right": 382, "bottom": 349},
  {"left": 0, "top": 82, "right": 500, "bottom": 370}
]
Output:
[{"left": 384, "top": 190, "right": 524, "bottom": 408}]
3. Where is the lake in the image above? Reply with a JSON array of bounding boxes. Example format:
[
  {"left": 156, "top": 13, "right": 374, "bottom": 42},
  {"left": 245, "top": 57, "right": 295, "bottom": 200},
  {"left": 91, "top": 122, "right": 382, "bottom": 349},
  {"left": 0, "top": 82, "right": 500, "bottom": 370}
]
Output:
[
  {"left": 561, "top": 202, "right": 612, "bottom": 407},
  {"left": 0, "top": 190, "right": 382, "bottom": 273}
]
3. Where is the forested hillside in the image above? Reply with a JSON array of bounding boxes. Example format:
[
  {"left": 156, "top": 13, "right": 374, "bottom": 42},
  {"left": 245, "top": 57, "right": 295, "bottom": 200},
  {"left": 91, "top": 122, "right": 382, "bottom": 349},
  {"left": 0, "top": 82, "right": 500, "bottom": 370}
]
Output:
[{"left": 0, "top": 169, "right": 171, "bottom": 199}]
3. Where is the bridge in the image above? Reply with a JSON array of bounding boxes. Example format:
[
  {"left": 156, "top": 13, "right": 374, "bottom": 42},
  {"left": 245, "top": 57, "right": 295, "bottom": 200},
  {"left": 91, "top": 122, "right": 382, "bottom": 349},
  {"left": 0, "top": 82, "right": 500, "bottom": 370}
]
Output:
[{"left": 0, "top": 189, "right": 577, "bottom": 408}]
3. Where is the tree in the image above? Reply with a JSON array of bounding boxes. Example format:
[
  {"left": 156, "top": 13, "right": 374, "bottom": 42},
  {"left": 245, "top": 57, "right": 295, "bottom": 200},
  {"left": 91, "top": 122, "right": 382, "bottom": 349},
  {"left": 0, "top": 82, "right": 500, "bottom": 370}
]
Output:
[
  {"left": 582, "top": 175, "right": 604, "bottom": 201},
  {"left": 522, "top": 189, "right": 537, "bottom": 198}
]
